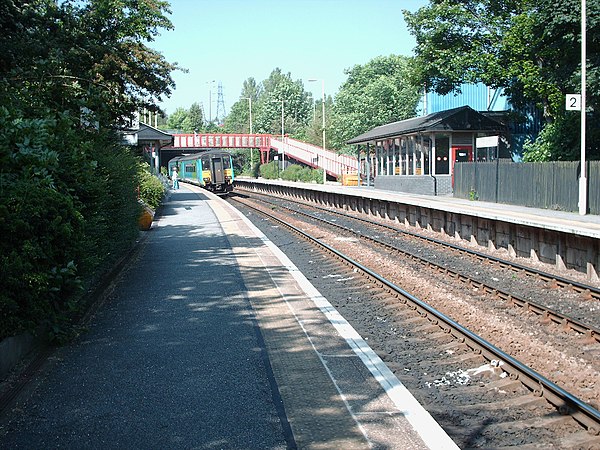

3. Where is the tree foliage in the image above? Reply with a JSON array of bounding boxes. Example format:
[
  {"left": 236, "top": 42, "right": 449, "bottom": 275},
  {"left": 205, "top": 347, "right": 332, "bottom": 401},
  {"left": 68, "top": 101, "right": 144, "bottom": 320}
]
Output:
[
  {"left": 296, "top": 96, "right": 333, "bottom": 148},
  {"left": 328, "top": 55, "right": 421, "bottom": 152},
  {"left": 223, "top": 78, "right": 260, "bottom": 134},
  {"left": 186, "top": 102, "right": 204, "bottom": 132},
  {"left": 223, "top": 71, "right": 313, "bottom": 139},
  {"left": 165, "top": 107, "right": 189, "bottom": 131},
  {"left": 404, "top": 0, "right": 600, "bottom": 160},
  {"left": 252, "top": 68, "right": 312, "bottom": 136},
  {"left": 1, "top": 0, "right": 178, "bottom": 126},
  {"left": 165, "top": 103, "right": 204, "bottom": 132},
  {"left": 0, "top": 0, "right": 176, "bottom": 340}
]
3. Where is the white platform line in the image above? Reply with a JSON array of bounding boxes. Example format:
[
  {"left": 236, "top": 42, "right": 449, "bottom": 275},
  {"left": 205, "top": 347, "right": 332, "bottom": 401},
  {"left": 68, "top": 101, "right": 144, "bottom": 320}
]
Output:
[{"left": 221, "top": 198, "right": 460, "bottom": 450}]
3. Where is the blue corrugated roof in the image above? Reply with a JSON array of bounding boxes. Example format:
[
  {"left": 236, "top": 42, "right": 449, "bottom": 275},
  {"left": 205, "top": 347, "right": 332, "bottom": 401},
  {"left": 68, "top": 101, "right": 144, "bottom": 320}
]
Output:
[{"left": 419, "top": 83, "right": 509, "bottom": 115}]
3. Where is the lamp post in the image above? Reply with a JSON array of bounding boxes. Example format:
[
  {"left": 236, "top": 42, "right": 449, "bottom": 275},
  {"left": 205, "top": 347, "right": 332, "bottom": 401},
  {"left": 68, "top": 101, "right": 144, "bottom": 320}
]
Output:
[
  {"left": 206, "top": 80, "right": 215, "bottom": 126},
  {"left": 242, "top": 97, "right": 253, "bottom": 168},
  {"left": 306, "top": 93, "right": 315, "bottom": 121},
  {"left": 271, "top": 99, "right": 285, "bottom": 171},
  {"left": 579, "top": 0, "right": 587, "bottom": 215},
  {"left": 309, "top": 78, "right": 326, "bottom": 183}
]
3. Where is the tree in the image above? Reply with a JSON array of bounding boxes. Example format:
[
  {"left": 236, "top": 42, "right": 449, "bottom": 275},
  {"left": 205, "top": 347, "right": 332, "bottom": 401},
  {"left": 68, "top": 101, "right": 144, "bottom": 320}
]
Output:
[
  {"left": 253, "top": 68, "right": 311, "bottom": 136},
  {"left": 223, "top": 100, "right": 251, "bottom": 134},
  {"left": 166, "top": 107, "right": 190, "bottom": 131},
  {"left": 223, "top": 77, "right": 262, "bottom": 134},
  {"left": 328, "top": 55, "right": 421, "bottom": 152},
  {"left": 297, "top": 95, "right": 333, "bottom": 148},
  {"left": 0, "top": 0, "right": 178, "bottom": 339},
  {"left": 404, "top": 0, "right": 600, "bottom": 160},
  {"left": 186, "top": 102, "right": 204, "bottom": 132},
  {"left": 0, "top": 0, "right": 178, "bottom": 127},
  {"left": 241, "top": 77, "right": 262, "bottom": 102}
]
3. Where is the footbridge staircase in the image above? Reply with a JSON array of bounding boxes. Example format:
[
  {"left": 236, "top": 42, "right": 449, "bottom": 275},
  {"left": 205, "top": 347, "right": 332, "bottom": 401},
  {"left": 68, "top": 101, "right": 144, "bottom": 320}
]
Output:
[{"left": 269, "top": 136, "right": 357, "bottom": 180}]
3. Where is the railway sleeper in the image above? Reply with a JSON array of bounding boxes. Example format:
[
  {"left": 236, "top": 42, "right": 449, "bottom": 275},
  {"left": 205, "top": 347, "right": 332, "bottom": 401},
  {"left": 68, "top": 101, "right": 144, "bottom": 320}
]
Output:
[
  {"left": 486, "top": 377, "right": 523, "bottom": 393},
  {"left": 559, "top": 430, "right": 600, "bottom": 449},
  {"left": 480, "top": 415, "right": 576, "bottom": 436},
  {"left": 367, "top": 291, "right": 392, "bottom": 302},
  {"left": 412, "top": 323, "right": 442, "bottom": 334},
  {"left": 399, "top": 315, "right": 429, "bottom": 326},
  {"left": 425, "top": 330, "right": 455, "bottom": 343},
  {"left": 437, "top": 352, "right": 486, "bottom": 368},
  {"left": 455, "top": 393, "right": 548, "bottom": 411},
  {"left": 434, "top": 341, "right": 471, "bottom": 353}
]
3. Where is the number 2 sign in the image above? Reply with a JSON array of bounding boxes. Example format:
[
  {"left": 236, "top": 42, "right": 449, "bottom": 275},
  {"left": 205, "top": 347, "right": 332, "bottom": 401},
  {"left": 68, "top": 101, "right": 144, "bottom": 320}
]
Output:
[{"left": 566, "top": 94, "right": 582, "bottom": 111}]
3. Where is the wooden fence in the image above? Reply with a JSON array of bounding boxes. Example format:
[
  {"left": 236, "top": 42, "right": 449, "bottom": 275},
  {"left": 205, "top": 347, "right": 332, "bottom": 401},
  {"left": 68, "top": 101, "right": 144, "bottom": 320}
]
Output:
[{"left": 454, "top": 160, "right": 600, "bottom": 215}]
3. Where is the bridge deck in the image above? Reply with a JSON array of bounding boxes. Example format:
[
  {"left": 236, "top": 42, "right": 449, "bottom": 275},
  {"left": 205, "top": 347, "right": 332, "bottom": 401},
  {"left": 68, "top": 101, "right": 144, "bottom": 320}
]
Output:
[{"left": 166, "top": 133, "right": 359, "bottom": 179}]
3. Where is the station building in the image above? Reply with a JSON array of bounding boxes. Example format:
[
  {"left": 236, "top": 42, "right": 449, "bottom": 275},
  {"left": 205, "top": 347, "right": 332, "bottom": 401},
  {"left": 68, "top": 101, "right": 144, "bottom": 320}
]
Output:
[{"left": 347, "top": 105, "right": 507, "bottom": 195}]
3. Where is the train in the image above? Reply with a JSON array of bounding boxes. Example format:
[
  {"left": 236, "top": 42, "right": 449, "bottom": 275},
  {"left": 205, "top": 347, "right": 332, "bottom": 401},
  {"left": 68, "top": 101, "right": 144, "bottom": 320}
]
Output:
[{"left": 167, "top": 150, "right": 234, "bottom": 195}]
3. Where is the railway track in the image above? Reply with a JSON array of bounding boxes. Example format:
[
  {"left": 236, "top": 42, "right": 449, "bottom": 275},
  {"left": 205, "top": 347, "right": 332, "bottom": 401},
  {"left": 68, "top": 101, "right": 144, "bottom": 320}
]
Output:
[
  {"left": 236, "top": 187, "right": 600, "bottom": 301},
  {"left": 229, "top": 194, "right": 600, "bottom": 449},
  {"left": 235, "top": 189, "right": 600, "bottom": 342}
]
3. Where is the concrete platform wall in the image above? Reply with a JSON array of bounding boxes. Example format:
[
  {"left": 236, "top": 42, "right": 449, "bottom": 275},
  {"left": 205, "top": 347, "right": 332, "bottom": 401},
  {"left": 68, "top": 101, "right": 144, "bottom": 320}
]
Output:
[
  {"left": 375, "top": 175, "right": 453, "bottom": 196},
  {"left": 236, "top": 180, "right": 599, "bottom": 281}
]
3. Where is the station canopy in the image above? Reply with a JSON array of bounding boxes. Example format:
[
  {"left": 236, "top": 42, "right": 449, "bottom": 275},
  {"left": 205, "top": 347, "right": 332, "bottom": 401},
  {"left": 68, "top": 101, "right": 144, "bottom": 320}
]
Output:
[
  {"left": 347, "top": 105, "right": 505, "bottom": 145},
  {"left": 137, "top": 123, "right": 173, "bottom": 147}
]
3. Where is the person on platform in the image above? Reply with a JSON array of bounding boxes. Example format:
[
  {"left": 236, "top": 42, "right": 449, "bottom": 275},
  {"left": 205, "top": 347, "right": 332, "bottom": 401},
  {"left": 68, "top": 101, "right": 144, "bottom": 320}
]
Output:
[{"left": 172, "top": 166, "right": 179, "bottom": 190}]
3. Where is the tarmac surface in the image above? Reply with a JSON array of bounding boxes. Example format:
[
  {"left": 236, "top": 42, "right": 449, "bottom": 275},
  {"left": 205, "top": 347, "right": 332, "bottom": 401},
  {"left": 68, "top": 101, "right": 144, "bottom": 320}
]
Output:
[{"left": 0, "top": 184, "right": 459, "bottom": 449}]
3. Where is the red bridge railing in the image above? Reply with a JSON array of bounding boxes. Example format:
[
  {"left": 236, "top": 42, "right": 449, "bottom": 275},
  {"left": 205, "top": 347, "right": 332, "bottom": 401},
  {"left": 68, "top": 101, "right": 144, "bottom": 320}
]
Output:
[
  {"left": 171, "top": 133, "right": 271, "bottom": 149},
  {"left": 167, "top": 133, "right": 358, "bottom": 180}
]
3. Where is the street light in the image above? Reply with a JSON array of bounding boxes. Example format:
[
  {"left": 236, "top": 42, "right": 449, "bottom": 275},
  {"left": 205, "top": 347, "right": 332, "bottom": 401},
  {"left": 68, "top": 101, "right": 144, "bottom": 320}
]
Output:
[
  {"left": 206, "top": 80, "right": 215, "bottom": 125},
  {"left": 579, "top": 0, "right": 587, "bottom": 215},
  {"left": 306, "top": 93, "right": 315, "bottom": 121},
  {"left": 271, "top": 99, "right": 285, "bottom": 172},
  {"left": 241, "top": 97, "right": 253, "bottom": 169},
  {"left": 309, "top": 78, "right": 326, "bottom": 183},
  {"left": 241, "top": 97, "right": 253, "bottom": 134}
]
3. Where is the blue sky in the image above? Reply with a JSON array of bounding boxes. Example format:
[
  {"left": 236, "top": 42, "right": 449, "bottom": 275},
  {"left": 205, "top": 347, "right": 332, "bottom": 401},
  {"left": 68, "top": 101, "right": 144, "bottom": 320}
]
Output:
[{"left": 150, "top": 0, "right": 428, "bottom": 116}]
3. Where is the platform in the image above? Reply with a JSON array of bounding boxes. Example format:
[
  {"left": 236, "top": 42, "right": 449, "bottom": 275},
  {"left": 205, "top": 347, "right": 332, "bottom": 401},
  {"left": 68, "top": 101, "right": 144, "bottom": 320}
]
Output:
[
  {"left": 0, "top": 185, "right": 458, "bottom": 449},
  {"left": 239, "top": 178, "right": 600, "bottom": 237}
]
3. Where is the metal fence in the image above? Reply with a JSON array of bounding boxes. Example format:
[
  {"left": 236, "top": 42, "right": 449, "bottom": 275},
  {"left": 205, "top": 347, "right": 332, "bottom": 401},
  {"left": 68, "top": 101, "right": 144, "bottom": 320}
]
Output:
[{"left": 454, "top": 160, "right": 600, "bottom": 215}]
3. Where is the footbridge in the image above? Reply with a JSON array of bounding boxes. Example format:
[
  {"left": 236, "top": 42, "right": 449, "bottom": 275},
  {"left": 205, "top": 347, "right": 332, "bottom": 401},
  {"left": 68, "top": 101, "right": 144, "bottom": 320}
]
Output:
[{"left": 167, "top": 133, "right": 357, "bottom": 180}]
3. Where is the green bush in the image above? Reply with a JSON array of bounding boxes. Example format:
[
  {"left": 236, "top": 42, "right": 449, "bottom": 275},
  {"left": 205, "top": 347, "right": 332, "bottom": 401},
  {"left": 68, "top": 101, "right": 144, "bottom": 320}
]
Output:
[
  {"left": 281, "top": 164, "right": 303, "bottom": 181},
  {"left": 0, "top": 108, "right": 141, "bottom": 341},
  {"left": 259, "top": 161, "right": 280, "bottom": 179},
  {"left": 258, "top": 162, "right": 324, "bottom": 183},
  {"left": 0, "top": 180, "right": 84, "bottom": 337},
  {"left": 280, "top": 164, "right": 324, "bottom": 183},
  {"left": 137, "top": 162, "right": 166, "bottom": 210},
  {"left": 311, "top": 168, "right": 324, "bottom": 184}
]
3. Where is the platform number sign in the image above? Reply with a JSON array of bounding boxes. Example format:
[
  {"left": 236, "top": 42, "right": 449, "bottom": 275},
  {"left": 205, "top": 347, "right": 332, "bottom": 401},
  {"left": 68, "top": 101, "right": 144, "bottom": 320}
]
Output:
[{"left": 566, "top": 94, "right": 582, "bottom": 111}]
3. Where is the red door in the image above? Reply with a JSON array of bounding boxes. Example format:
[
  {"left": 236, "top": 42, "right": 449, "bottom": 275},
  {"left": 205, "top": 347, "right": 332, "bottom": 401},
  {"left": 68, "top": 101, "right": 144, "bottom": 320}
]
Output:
[{"left": 451, "top": 146, "right": 473, "bottom": 186}]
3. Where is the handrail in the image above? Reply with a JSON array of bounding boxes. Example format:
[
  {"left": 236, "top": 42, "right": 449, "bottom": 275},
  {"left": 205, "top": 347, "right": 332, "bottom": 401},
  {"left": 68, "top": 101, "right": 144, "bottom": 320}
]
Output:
[
  {"left": 271, "top": 137, "right": 357, "bottom": 179},
  {"left": 169, "top": 133, "right": 359, "bottom": 179}
]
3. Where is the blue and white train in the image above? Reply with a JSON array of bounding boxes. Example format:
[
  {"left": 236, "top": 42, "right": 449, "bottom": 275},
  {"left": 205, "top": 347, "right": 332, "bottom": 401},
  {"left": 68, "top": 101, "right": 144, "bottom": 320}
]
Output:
[{"left": 168, "top": 150, "right": 234, "bottom": 195}]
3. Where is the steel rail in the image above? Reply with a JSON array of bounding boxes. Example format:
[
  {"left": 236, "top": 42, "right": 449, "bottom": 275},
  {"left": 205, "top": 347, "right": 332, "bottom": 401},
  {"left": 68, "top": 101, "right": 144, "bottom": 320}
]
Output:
[
  {"left": 237, "top": 192, "right": 600, "bottom": 344},
  {"left": 236, "top": 187, "right": 600, "bottom": 300},
  {"left": 231, "top": 196, "right": 600, "bottom": 434},
  {"left": 232, "top": 198, "right": 600, "bottom": 435}
]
